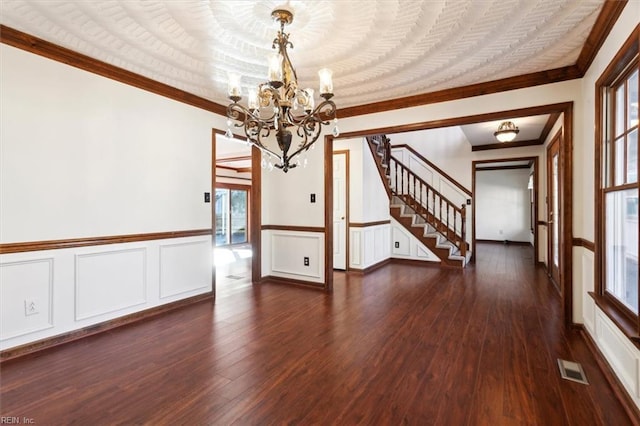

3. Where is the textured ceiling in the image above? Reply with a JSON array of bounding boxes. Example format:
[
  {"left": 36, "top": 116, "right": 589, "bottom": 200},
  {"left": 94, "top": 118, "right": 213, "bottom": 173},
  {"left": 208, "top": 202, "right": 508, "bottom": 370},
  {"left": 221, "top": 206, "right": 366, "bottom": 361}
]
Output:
[{"left": 0, "top": 0, "right": 605, "bottom": 110}]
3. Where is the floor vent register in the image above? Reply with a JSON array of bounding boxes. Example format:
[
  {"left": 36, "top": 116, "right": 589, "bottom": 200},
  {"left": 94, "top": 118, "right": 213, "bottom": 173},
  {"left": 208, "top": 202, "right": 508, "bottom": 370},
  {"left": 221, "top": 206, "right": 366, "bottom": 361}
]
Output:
[{"left": 557, "top": 359, "right": 589, "bottom": 385}]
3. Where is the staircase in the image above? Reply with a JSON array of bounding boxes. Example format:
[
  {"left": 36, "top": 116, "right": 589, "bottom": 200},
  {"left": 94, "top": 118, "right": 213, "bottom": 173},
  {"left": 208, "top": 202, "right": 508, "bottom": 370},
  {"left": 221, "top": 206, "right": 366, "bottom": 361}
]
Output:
[{"left": 367, "top": 135, "right": 471, "bottom": 268}]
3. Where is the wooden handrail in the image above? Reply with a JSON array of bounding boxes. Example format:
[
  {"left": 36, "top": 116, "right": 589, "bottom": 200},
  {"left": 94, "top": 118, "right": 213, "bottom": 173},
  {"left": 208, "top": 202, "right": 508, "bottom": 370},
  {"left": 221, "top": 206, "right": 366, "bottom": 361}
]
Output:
[
  {"left": 365, "top": 135, "right": 392, "bottom": 199},
  {"left": 391, "top": 144, "right": 472, "bottom": 197},
  {"left": 390, "top": 155, "right": 464, "bottom": 214},
  {"left": 390, "top": 156, "right": 467, "bottom": 256},
  {"left": 366, "top": 134, "right": 467, "bottom": 258}
]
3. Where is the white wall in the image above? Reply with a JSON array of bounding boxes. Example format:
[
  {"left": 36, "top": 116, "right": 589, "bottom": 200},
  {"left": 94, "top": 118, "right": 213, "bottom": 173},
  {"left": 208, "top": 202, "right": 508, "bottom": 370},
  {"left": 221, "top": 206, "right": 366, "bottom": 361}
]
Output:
[
  {"left": 361, "top": 139, "right": 392, "bottom": 223},
  {"left": 333, "top": 137, "right": 391, "bottom": 269},
  {"left": 578, "top": 2, "right": 640, "bottom": 410},
  {"left": 392, "top": 126, "right": 473, "bottom": 189},
  {"left": 258, "top": 135, "right": 327, "bottom": 281},
  {"left": 0, "top": 44, "right": 224, "bottom": 350},
  {"left": 476, "top": 169, "right": 531, "bottom": 242},
  {"left": 0, "top": 46, "right": 219, "bottom": 242}
]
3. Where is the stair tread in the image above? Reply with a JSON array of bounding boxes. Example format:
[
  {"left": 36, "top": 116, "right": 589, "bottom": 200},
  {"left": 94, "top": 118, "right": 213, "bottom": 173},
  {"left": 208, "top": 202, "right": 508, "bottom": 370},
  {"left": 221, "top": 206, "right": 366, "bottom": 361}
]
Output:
[{"left": 375, "top": 136, "right": 468, "bottom": 269}]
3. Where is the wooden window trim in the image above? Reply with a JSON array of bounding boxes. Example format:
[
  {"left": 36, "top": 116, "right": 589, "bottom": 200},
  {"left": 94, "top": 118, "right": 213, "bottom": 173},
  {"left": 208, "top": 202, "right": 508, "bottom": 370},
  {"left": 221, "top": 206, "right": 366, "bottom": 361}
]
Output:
[
  {"left": 611, "top": 65, "right": 640, "bottom": 185},
  {"left": 594, "top": 26, "right": 640, "bottom": 343}
]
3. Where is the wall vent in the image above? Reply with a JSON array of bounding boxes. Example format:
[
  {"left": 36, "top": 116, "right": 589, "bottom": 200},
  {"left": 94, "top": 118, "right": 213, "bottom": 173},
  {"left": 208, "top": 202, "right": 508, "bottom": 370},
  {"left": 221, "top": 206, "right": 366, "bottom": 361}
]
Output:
[{"left": 557, "top": 359, "right": 589, "bottom": 385}]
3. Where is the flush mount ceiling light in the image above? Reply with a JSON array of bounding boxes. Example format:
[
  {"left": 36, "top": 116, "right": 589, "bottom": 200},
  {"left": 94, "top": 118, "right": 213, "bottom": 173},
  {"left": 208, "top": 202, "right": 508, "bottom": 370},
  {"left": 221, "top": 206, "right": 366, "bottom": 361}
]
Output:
[
  {"left": 494, "top": 121, "right": 519, "bottom": 143},
  {"left": 226, "top": 6, "right": 339, "bottom": 173}
]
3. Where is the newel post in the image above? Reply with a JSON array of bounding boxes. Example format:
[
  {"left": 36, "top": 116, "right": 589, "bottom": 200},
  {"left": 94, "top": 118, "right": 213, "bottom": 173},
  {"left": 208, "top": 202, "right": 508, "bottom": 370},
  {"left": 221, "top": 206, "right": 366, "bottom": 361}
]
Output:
[{"left": 460, "top": 204, "right": 467, "bottom": 257}]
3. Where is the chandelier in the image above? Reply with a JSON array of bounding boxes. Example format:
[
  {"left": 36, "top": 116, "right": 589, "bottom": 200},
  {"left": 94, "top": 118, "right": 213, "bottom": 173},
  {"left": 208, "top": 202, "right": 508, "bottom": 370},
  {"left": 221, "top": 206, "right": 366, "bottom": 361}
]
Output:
[
  {"left": 494, "top": 121, "right": 519, "bottom": 142},
  {"left": 226, "top": 6, "right": 339, "bottom": 173}
]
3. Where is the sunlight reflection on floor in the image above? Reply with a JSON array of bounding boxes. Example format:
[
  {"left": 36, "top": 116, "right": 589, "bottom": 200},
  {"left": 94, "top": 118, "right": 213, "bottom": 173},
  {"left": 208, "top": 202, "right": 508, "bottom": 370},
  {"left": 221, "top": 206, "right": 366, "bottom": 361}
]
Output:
[{"left": 214, "top": 246, "right": 253, "bottom": 266}]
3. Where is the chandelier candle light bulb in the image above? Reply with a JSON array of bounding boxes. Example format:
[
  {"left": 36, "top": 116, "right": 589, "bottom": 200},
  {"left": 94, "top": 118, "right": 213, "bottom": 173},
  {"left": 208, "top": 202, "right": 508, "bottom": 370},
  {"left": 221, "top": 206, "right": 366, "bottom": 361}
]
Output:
[
  {"left": 305, "top": 89, "right": 315, "bottom": 112},
  {"left": 318, "top": 68, "right": 333, "bottom": 95},
  {"left": 248, "top": 87, "right": 259, "bottom": 111},
  {"left": 225, "top": 5, "right": 338, "bottom": 173},
  {"left": 268, "top": 53, "right": 283, "bottom": 83},
  {"left": 227, "top": 73, "right": 241, "bottom": 98}
]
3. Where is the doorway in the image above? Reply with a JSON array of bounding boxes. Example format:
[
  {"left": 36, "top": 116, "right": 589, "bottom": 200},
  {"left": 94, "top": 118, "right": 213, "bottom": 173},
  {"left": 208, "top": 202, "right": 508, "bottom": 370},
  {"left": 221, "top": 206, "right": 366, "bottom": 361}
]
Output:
[
  {"left": 547, "top": 131, "right": 561, "bottom": 289},
  {"left": 212, "top": 130, "right": 256, "bottom": 296},
  {"left": 333, "top": 150, "right": 349, "bottom": 270},
  {"left": 472, "top": 157, "right": 539, "bottom": 265}
]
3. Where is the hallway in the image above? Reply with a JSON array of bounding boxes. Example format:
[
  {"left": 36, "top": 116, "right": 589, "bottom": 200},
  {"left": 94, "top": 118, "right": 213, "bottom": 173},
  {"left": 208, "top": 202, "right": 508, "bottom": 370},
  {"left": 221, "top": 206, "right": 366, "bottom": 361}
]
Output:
[{"left": 0, "top": 243, "right": 632, "bottom": 424}]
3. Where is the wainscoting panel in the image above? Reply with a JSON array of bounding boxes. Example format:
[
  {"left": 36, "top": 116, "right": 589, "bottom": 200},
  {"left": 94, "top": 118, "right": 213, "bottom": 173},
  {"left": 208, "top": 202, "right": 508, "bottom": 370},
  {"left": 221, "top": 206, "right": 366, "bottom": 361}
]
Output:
[
  {"left": 0, "top": 258, "right": 53, "bottom": 340},
  {"left": 75, "top": 248, "right": 147, "bottom": 321},
  {"left": 581, "top": 245, "right": 640, "bottom": 410},
  {"left": 417, "top": 246, "right": 433, "bottom": 259},
  {"left": 391, "top": 219, "right": 439, "bottom": 262},
  {"left": 374, "top": 226, "right": 389, "bottom": 261},
  {"left": 349, "top": 224, "right": 391, "bottom": 270},
  {"left": 595, "top": 309, "right": 640, "bottom": 401},
  {"left": 350, "top": 229, "right": 362, "bottom": 267},
  {"left": 408, "top": 155, "right": 434, "bottom": 187},
  {"left": 264, "top": 231, "right": 324, "bottom": 282},
  {"left": 159, "top": 240, "right": 211, "bottom": 299},
  {"left": 392, "top": 227, "right": 411, "bottom": 256},
  {"left": 581, "top": 250, "right": 595, "bottom": 333},
  {"left": 363, "top": 229, "right": 375, "bottom": 265},
  {"left": 0, "top": 233, "right": 213, "bottom": 352}
]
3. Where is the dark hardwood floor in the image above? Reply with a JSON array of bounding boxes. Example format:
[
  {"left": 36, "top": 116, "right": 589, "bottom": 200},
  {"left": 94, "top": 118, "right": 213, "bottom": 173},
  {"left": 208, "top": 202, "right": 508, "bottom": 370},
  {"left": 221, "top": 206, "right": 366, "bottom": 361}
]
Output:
[{"left": 0, "top": 243, "right": 633, "bottom": 425}]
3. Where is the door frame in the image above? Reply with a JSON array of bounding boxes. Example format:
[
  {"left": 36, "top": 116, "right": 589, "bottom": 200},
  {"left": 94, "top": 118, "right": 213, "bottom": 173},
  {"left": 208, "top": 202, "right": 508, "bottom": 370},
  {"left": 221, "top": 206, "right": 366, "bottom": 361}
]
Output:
[
  {"left": 212, "top": 130, "right": 262, "bottom": 296},
  {"left": 546, "top": 131, "right": 562, "bottom": 290},
  {"left": 330, "top": 102, "right": 573, "bottom": 325},
  {"left": 472, "top": 156, "right": 539, "bottom": 266},
  {"left": 332, "top": 150, "right": 350, "bottom": 271}
]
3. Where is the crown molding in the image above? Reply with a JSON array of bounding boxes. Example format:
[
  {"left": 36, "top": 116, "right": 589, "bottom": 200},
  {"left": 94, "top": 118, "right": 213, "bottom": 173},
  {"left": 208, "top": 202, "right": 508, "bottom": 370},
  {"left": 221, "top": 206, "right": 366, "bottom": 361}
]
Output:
[{"left": 0, "top": 25, "right": 227, "bottom": 116}]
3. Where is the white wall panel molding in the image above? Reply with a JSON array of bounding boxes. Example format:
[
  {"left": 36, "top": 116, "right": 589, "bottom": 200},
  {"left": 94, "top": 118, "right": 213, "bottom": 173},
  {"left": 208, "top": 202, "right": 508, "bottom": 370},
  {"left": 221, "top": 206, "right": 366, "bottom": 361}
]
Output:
[
  {"left": 0, "top": 235, "right": 212, "bottom": 351},
  {"left": 75, "top": 248, "right": 147, "bottom": 321},
  {"left": 373, "top": 227, "right": 389, "bottom": 262},
  {"left": 417, "top": 246, "right": 432, "bottom": 259},
  {"left": 580, "top": 249, "right": 594, "bottom": 331},
  {"left": 0, "top": 258, "right": 54, "bottom": 340},
  {"left": 263, "top": 230, "right": 324, "bottom": 283},
  {"left": 348, "top": 224, "right": 391, "bottom": 270},
  {"left": 391, "top": 219, "right": 439, "bottom": 262},
  {"left": 159, "top": 239, "right": 211, "bottom": 299},
  {"left": 363, "top": 229, "right": 376, "bottom": 264},
  {"left": 392, "top": 227, "right": 411, "bottom": 257},
  {"left": 594, "top": 309, "right": 640, "bottom": 404},
  {"left": 583, "top": 296, "right": 596, "bottom": 337},
  {"left": 350, "top": 229, "right": 362, "bottom": 267}
]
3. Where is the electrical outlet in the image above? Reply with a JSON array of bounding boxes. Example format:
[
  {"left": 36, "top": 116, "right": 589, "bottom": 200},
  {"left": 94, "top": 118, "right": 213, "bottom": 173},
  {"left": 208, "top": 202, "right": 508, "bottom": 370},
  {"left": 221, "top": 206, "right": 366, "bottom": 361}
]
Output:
[
  {"left": 24, "top": 299, "right": 38, "bottom": 316},
  {"left": 395, "top": 242, "right": 400, "bottom": 248},
  {"left": 304, "top": 256, "right": 310, "bottom": 266}
]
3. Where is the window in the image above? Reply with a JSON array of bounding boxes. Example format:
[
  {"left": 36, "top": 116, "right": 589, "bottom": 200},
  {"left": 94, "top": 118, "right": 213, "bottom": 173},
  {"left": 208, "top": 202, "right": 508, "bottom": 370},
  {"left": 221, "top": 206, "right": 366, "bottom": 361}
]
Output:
[
  {"left": 215, "top": 185, "right": 249, "bottom": 246},
  {"left": 596, "top": 27, "right": 639, "bottom": 336}
]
